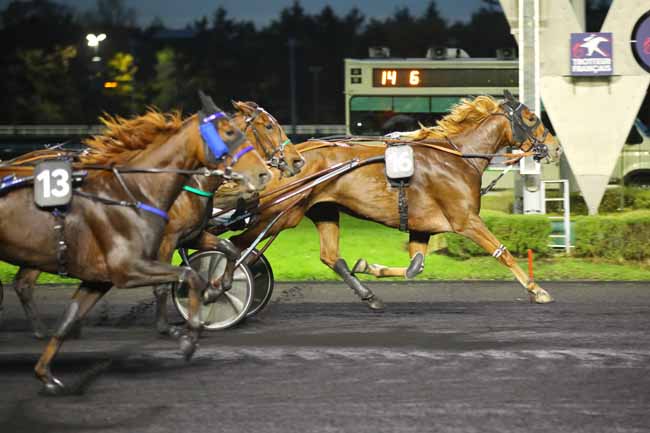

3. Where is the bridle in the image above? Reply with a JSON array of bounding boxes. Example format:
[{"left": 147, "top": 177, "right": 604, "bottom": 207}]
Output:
[
  {"left": 499, "top": 100, "right": 550, "bottom": 162},
  {"left": 199, "top": 110, "right": 254, "bottom": 168},
  {"left": 242, "top": 106, "right": 292, "bottom": 170}
]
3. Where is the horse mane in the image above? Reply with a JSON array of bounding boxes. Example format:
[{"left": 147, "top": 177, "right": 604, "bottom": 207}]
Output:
[
  {"left": 398, "top": 95, "right": 502, "bottom": 140},
  {"left": 80, "top": 109, "right": 187, "bottom": 165}
]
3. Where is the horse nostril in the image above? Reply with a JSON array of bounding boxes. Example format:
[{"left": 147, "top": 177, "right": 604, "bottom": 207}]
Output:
[
  {"left": 293, "top": 158, "right": 305, "bottom": 170},
  {"left": 259, "top": 172, "right": 271, "bottom": 186}
]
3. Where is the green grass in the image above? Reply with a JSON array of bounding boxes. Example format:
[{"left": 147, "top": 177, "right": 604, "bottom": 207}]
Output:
[{"left": 1, "top": 214, "right": 649, "bottom": 284}]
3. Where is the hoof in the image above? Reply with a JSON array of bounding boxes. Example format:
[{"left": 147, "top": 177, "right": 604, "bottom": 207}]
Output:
[
  {"left": 351, "top": 259, "right": 368, "bottom": 275},
  {"left": 363, "top": 295, "right": 385, "bottom": 312},
  {"left": 528, "top": 286, "right": 554, "bottom": 304},
  {"left": 405, "top": 252, "right": 424, "bottom": 279},
  {"left": 33, "top": 329, "right": 50, "bottom": 340},
  {"left": 179, "top": 335, "right": 198, "bottom": 361},
  {"left": 40, "top": 377, "right": 65, "bottom": 396},
  {"left": 158, "top": 324, "right": 183, "bottom": 339},
  {"left": 202, "top": 285, "right": 224, "bottom": 305}
]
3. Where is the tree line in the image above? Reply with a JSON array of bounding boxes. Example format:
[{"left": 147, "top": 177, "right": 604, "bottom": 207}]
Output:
[{"left": 0, "top": 0, "right": 612, "bottom": 124}]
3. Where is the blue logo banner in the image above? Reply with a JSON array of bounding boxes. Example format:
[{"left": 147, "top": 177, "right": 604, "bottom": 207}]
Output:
[{"left": 570, "top": 32, "right": 613, "bottom": 76}]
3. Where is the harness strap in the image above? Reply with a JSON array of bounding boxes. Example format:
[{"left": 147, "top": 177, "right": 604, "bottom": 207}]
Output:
[
  {"left": 280, "top": 139, "right": 291, "bottom": 151},
  {"left": 481, "top": 163, "right": 516, "bottom": 196},
  {"left": 136, "top": 203, "right": 170, "bottom": 221},
  {"left": 52, "top": 208, "right": 68, "bottom": 276},
  {"left": 74, "top": 190, "right": 169, "bottom": 221},
  {"left": 111, "top": 167, "right": 169, "bottom": 220},
  {"left": 297, "top": 142, "right": 344, "bottom": 153},
  {"left": 112, "top": 167, "right": 139, "bottom": 204},
  {"left": 398, "top": 181, "right": 408, "bottom": 232},
  {"left": 232, "top": 145, "right": 254, "bottom": 164},
  {"left": 183, "top": 185, "right": 213, "bottom": 197}
]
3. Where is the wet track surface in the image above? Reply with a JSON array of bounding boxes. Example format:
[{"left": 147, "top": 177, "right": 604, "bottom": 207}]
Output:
[{"left": 0, "top": 281, "right": 649, "bottom": 433}]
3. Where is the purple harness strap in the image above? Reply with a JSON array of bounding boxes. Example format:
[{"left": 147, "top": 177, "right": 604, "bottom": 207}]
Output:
[
  {"left": 137, "top": 202, "right": 169, "bottom": 221},
  {"left": 232, "top": 145, "right": 254, "bottom": 164}
]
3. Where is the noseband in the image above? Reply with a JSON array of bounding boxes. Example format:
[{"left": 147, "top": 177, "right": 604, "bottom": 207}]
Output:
[{"left": 500, "top": 101, "right": 550, "bottom": 162}]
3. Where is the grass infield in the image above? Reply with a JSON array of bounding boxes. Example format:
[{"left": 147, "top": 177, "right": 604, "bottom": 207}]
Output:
[{"left": 1, "top": 214, "right": 648, "bottom": 284}]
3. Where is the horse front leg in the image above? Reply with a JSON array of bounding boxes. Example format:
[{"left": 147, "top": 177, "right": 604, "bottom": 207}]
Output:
[
  {"left": 306, "top": 204, "right": 384, "bottom": 311},
  {"left": 205, "top": 238, "right": 240, "bottom": 302},
  {"left": 153, "top": 236, "right": 182, "bottom": 338},
  {"left": 34, "top": 282, "right": 111, "bottom": 395},
  {"left": 122, "top": 260, "right": 207, "bottom": 359},
  {"left": 352, "top": 231, "right": 429, "bottom": 279},
  {"left": 190, "top": 231, "right": 241, "bottom": 303},
  {"left": 13, "top": 268, "right": 50, "bottom": 339},
  {"left": 457, "top": 215, "right": 553, "bottom": 303}
]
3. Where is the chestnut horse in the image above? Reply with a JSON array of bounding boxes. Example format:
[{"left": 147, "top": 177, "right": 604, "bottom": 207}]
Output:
[
  {"left": 0, "top": 101, "right": 271, "bottom": 394},
  {"left": 1, "top": 100, "right": 298, "bottom": 339},
  {"left": 229, "top": 93, "right": 561, "bottom": 310}
]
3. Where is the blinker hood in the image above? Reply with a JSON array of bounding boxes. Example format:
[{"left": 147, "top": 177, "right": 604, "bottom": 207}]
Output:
[
  {"left": 197, "top": 90, "right": 246, "bottom": 161},
  {"left": 501, "top": 90, "right": 540, "bottom": 145}
]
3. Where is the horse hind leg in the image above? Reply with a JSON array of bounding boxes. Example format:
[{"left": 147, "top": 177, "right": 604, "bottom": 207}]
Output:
[
  {"left": 153, "top": 283, "right": 183, "bottom": 338},
  {"left": 202, "top": 238, "right": 241, "bottom": 304},
  {"left": 35, "top": 282, "right": 111, "bottom": 395},
  {"left": 333, "top": 259, "right": 384, "bottom": 311},
  {"left": 352, "top": 231, "right": 429, "bottom": 279},
  {"left": 307, "top": 204, "right": 384, "bottom": 311},
  {"left": 13, "top": 268, "right": 50, "bottom": 339}
]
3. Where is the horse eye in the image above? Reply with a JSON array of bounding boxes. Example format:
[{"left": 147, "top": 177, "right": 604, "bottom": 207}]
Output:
[
  {"left": 225, "top": 129, "right": 235, "bottom": 137},
  {"left": 265, "top": 123, "right": 273, "bottom": 130}
]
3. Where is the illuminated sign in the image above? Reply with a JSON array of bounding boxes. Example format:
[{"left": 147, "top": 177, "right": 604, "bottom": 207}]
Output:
[
  {"left": 570, "top": 32, "right": 614, "bottom": 76},
  {"left": 631, "top": 11, "right": 650, "bottom": 73},
  {"left": 372, "top": 68, "right": 517, "bottom": 87}
]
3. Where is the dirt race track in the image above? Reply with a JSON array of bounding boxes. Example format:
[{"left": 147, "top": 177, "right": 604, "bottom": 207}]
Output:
[{"left": 1, "top": 281, "right": 649, "bottom": 433}]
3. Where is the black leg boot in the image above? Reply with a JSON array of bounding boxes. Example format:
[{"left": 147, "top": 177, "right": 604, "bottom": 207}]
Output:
[{"left": 333, "top": 259, "right": 385, "bottom": 311}]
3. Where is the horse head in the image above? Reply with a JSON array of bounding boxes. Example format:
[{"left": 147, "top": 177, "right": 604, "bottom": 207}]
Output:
[
  {"left": 231, "top": 100, "right": 305, "bottom": 177},
  {"left": 197, "top": 91, "right": 272, "bottom": 192},
  {"left": 502, "top": 90, "right": 561, "bottom": 164}
]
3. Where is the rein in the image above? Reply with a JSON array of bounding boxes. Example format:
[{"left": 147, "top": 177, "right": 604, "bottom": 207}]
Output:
[
  {"left": 314, "top": 136, "right": 539, "bottom": 162},
  {"left": 211, "top": 156, "right": 385, "bottom": 229}
]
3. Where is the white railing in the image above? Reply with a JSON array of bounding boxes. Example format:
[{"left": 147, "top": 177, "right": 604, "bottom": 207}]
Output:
[
  {"left": 0, "top": 124, "right": 347, "bottom": 137},
  {"left": 542, "top": 179, "right": 572, "bottom": 253}
]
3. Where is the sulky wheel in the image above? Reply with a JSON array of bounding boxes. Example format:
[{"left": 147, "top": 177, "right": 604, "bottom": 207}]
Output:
[
  {"left": 245, "top": 250, "right": 275, "bottom": 317},
  {"left": 172, "top": 250, "right": 254, "bottom": 330}
]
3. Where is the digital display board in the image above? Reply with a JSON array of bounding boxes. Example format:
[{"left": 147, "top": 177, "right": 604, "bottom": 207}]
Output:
[{"left": 372, "top": 68, "right": 518, "bottom": 88}]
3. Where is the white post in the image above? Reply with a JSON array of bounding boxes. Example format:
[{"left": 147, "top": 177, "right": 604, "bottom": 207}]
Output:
[{"left": 519, "top": 0, "right": 543, "bottom": 214}]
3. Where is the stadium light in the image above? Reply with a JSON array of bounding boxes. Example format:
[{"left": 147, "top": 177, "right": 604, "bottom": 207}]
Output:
[{"left": 86, "top": 33, "right": 107, "bottom": 48}]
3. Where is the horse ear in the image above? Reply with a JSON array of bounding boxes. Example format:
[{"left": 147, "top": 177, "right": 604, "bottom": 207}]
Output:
[
  {"left": 198, "top": 90, "right": 220, "bottom": 113},
  {"left": 232, "top": 100, "right": 253, "bottom": 115},
  {"left": 503, "top": 90, "right": 515, "bottom": 101},
  {"left": 232, "top": 100, "right": 246, "bottom": 111}
]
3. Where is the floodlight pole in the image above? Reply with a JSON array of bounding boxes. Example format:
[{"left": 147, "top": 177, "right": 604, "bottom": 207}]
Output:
[{"left": 288, "top": 38, "right": 298, "bottom": 135}]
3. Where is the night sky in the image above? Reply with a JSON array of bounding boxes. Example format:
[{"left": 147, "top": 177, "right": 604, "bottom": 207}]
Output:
[{"left": 0, "top": 0, "right": 485, "bottom": 28}]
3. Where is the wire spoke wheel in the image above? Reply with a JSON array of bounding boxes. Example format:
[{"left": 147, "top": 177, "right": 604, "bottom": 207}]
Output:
[
  {"left": 172, "top": 250, "right": 253, "bottom": 330},
  {"left": 246, "top": 250, "right": 274, "bottom": 317}
]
